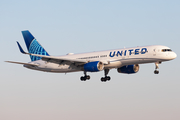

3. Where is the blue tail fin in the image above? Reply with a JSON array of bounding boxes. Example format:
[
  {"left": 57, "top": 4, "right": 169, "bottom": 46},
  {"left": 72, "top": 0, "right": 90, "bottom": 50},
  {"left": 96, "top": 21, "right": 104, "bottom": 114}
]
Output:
[{"left": 22, "top": 30, "right": 50, "bottom": 61}]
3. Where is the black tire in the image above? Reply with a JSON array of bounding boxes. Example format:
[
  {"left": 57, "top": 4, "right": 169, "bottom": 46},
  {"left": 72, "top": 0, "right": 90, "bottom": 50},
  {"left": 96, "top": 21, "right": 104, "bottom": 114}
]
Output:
[
  {"left": 86, "top": 75, "right": 90, "bottom": 80},
  {"left": 80, "top": 76, "right": 86, "bottom": 81},
  {"left": 101, "top": 77, "right": 106, "bottom": 82},
  {"left": 107, "top": 76, "right": 111, "bottom": 81},
  {"left": 154, "top": 70, "right": 159, "bottom": 74}
]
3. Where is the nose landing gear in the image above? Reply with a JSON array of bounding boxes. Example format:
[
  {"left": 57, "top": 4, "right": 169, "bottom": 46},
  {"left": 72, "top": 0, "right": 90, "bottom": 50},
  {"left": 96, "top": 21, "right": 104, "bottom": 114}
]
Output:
[
  {"left": 154, "top": 70, "right": 159, "bottom": 74},
  {"left": 154, "top": 62, "right": 160, "bottom": 74}
]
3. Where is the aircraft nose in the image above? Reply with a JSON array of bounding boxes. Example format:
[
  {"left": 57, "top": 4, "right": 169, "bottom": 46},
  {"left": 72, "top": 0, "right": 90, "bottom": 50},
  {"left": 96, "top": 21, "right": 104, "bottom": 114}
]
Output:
[{"left": 171, "top": 52, "right": 177, "bottom": 59}]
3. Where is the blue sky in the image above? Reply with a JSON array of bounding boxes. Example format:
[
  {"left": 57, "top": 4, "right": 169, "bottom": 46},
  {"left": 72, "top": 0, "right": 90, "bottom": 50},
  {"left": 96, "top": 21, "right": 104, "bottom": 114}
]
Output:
[{"left": 1, "top": 0, "right": 180, "bottom": 120}]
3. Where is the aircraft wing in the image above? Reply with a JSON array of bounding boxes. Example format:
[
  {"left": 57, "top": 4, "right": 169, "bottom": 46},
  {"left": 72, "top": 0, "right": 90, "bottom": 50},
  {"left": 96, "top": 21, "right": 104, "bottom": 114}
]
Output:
[
  {"left": 41, "top": 56, "right": 87, "bottom": 65},
  {"left": 30, "top": 53, "right": 87, "bottom": 65},
  {"left": 5, "top": 61, "right": 39, "bottom": 66},
  {"left": 17, "top": 41, "right": 88, "bottom": 65}
]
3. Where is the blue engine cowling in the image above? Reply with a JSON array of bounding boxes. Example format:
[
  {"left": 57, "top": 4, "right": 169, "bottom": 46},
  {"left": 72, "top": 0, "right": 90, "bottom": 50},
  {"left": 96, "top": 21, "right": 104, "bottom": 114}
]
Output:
[
  {"left": 117, "top": 64, "right": 139, "bottom": 74},
  {"left": 84, "top": 61, "right": 104, "bottom": 72}
]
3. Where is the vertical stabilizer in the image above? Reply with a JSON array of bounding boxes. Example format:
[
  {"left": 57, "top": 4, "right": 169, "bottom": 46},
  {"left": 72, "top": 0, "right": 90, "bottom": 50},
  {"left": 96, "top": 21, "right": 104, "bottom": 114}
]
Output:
[{"left": 22, "top": 30, "right": 49, "bottom": 61}]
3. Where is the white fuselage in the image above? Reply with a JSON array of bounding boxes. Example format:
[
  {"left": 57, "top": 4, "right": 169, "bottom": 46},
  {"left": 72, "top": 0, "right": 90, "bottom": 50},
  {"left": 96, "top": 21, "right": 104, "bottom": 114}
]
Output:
[{"left": 24, "top": 45, "right": 177, "bottom": 73}]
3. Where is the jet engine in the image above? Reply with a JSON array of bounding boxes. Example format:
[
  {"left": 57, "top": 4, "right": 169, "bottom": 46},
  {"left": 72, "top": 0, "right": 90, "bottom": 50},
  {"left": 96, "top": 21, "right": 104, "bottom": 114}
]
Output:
[
  {"left": 84, "top": 61, "right": 104, "bottom": 72},
  {"left": 117, "top": 64, "right": 139, "bottom": 74}
]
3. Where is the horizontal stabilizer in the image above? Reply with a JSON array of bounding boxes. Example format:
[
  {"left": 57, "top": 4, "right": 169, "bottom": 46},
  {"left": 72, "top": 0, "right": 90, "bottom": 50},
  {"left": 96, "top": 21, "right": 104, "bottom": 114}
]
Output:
[{"left": 5, "top": 61, "right": 39, "bottom": 66}]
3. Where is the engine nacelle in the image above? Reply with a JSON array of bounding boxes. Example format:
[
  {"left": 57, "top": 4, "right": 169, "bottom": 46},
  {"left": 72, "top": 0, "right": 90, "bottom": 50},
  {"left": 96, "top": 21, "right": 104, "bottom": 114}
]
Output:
[
  {"left": 84, "top": 61, "right": 104, "bottom": 72},
  {"left": 117, "top": 64, "right": 139, "bottom": 74}
]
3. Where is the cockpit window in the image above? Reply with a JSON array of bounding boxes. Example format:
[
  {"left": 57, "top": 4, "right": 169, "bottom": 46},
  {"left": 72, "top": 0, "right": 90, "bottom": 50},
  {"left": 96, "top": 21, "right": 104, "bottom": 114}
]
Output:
[{"left": 162, "top": 49, "right": 172, "bottom": 52}]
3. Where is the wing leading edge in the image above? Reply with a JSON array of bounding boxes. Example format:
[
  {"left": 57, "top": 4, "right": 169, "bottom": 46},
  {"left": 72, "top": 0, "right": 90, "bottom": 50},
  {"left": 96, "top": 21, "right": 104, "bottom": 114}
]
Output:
[{"left": 5, "top": 61, "right": 39, "bottom": 66}]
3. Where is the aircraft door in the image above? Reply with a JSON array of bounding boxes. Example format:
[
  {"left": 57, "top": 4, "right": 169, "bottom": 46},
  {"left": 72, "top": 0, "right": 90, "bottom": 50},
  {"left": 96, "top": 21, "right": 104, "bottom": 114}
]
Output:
[{"left": 153, "top": 48, "right": 157, "bottom": 56}]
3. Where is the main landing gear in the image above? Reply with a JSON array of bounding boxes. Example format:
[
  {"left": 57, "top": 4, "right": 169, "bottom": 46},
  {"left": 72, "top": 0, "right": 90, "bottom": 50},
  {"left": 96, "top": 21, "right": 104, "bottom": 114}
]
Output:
[
  {"left": 80, "top": 71, "right": 90, "bottom": 81},
  {"left": 101, "top": 69, "right": 111, "bottom": 82},
  {"left": 154, "top": 62, "right": 160, "bottom": 74}
]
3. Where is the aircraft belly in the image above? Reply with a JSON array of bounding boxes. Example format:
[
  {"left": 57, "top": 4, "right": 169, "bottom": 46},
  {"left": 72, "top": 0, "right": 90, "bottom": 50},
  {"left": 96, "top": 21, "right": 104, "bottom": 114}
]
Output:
[
  {"left": 120, "top": 57, "right": 163, "bottom": 66},
  {"left": 104, "top": 61, "right": 122, "bottom": 68}
]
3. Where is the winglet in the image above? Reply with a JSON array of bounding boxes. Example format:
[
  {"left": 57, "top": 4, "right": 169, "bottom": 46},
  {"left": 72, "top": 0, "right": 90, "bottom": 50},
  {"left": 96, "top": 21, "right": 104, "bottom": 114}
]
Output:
[{"left": 16, "top": 41, "right": 27, "bottom": 54}]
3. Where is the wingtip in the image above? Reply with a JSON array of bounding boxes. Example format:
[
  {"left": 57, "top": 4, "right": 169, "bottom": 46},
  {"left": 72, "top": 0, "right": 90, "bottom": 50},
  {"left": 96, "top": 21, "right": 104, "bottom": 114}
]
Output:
[{"left": 16, "top": 41, "right": 26, "bottom": 54}]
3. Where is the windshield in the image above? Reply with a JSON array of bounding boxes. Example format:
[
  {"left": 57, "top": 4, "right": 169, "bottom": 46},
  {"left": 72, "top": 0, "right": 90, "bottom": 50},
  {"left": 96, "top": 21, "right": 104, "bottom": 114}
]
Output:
[{"left": 162, "top": 49, "right": 172, "bottom": 52}]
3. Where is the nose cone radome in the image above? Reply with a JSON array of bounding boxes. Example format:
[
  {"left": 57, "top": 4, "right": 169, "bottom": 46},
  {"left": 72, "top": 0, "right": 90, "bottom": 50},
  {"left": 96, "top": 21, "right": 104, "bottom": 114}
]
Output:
[{"left": 171, "top": 52, "right": 177, "bottom": 60}]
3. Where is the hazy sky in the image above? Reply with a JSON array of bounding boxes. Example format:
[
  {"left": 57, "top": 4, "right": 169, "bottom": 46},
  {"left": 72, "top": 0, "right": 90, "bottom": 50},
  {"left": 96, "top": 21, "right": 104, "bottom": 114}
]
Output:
[{"left": 1, "top": 0, "right": 180, "bottom": 120}]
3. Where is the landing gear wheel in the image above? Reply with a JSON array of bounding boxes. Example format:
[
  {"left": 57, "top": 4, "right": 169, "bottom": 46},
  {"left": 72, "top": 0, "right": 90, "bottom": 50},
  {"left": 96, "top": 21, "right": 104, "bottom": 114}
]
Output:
[
  {"left": 106, "top": 76, "right": 111, "bottom": 81},
  {"left": 101, "top": 77, "right": 106, "bottom": 82},
  {"left": 80, "top": 76, "right": 86, "bottom": 81},
  {"left": 80, "top": 71, "right": 90, "bottom": 81},
  {"left": 101, "top": 69, "right": 111, "bottom": 82},
  {"left": 154, "top": 62, "right": 160, "bottom": 74},
  {"left": 154, "top": 70, "right": 159, "bottom": 74},
  {"left": 86, "top": 75, "right": 90, "bottom": 80}
]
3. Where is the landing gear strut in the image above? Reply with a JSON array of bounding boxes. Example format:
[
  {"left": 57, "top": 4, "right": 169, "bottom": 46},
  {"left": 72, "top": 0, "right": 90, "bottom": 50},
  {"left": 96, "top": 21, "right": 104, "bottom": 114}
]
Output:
[
  {"left": 101, "top": 69, "right": 111, "bottom": 82},
  {"left": 80, "top": 71, "right": 90, "bottom": 81},
  {"left": 154, "top": 62, "right": 160, "bottom": 74}
]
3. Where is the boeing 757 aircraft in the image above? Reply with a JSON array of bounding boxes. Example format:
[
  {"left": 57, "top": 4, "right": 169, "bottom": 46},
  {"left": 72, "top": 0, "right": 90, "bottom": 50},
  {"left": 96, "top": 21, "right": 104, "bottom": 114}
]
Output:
[{"left": 6, "top": 30, "right": 177, "bottom": 82}]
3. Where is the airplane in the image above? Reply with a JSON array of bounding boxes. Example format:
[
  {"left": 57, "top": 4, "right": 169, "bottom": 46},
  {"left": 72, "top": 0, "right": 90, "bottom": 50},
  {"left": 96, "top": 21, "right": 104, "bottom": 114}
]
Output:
[{"left": 6, "top": 30, "right": 177, "bottom": 82}]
